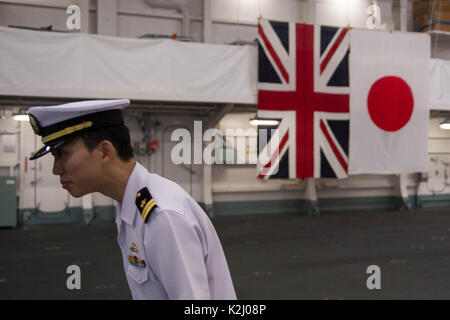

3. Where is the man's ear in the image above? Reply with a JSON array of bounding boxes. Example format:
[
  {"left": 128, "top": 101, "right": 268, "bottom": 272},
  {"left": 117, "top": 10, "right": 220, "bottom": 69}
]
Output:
[{"left": 98, "top": 140, "right": 116, "bottom": 163}]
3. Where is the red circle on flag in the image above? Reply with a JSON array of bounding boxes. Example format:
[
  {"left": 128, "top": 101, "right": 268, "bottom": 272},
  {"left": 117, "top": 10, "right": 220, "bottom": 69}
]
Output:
[{"left": 367, "top": 76, "right": 414, "bottom": 132}]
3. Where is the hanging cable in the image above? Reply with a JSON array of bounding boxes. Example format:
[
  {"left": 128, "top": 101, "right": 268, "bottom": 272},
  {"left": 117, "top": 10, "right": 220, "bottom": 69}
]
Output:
[
  {"left": 257, "top": 0, "right": 262, "bottom": 20},
  {"left": 235, "top": 0, "right": 240, "bottom": 42}
]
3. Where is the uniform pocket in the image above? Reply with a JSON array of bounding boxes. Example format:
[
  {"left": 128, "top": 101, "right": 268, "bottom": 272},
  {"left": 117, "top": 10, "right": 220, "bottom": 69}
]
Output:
[{"left": 126, "top": 264, "right": 149, "bottom": 284}]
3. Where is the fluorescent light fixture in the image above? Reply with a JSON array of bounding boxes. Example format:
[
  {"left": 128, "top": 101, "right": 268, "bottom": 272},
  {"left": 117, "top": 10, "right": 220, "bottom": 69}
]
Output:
[
  {"left": 439, "top": 119, "right": 450, "bottom": 130},
  {"left": 13, "top": 114, "right": 30, "bottom": 121},
  {"left": 249, "top": 117, "right": 280, "bottom": 126}
]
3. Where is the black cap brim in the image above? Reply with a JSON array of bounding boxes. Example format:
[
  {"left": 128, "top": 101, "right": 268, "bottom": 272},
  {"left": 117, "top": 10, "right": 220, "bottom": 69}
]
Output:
[{"left": 29, "top": 139, "right": 68, "bottom": 160}]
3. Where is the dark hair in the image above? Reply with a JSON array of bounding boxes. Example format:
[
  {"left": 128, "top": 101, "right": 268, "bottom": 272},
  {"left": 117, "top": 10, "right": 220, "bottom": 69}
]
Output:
[{"left": 77, "top": 125, "right": 134, "bottom": 161}]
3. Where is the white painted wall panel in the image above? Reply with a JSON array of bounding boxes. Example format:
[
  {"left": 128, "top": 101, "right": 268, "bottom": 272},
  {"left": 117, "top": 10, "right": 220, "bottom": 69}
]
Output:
[
  {"left": 0, "top": 3, "right": 68, "bottom": 30},
  {"left": 117, "top": 14, "right": 182, "bottom": 38},
  {"left": 211, "top": 22, "right": 257, "bottom": 44},
  {"left": 0, "top": 119, "right": 19, "bottom": 167},
  {"left": 211, "top": 0, "right": 297, "bottom": 24},
  {"left": 315, "top": 0, "right": 393, "bottom": 29}
]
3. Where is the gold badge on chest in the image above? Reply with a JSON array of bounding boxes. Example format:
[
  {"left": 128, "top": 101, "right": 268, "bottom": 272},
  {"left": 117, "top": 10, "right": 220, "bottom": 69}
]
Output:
[{"left": 130, "top": 242, "right": 139, "bottom": 253}]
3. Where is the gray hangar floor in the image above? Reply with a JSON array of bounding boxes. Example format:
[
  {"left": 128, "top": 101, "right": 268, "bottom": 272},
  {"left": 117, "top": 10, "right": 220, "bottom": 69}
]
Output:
[{"left": 0, "top": 209, "right": 449, "bottom": 300}]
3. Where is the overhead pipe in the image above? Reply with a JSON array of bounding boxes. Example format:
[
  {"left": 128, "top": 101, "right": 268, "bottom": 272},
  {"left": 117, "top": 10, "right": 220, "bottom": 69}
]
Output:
[{"left": 144, "top": 0, "right": 190, "bottom": 37}]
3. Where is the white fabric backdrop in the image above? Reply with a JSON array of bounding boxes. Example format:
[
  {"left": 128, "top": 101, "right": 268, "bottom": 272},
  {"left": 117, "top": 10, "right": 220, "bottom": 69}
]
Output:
[
  {"left": 0, "top": 26, "right": 257, "bottom": 104},
  {"left": 430, "top": 58, "right": 450, "bottom": 111},
  {"left": 0, "top": 26, "right": 449, "bottom": 109}
]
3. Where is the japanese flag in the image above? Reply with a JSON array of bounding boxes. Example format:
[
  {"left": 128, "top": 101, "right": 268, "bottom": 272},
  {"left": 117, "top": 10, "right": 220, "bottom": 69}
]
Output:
[{"left": 348, "top": 29, "right": 430, "bottom": 174}]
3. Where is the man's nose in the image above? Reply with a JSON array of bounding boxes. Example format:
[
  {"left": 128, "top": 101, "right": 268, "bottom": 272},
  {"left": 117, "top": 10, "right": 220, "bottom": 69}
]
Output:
[{"left": 52, "top": 157, "right": 64, "bottom": 176}]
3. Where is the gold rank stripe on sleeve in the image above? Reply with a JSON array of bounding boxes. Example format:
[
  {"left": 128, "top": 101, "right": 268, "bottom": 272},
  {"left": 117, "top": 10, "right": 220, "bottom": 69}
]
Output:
[
  {"left": 41, "top": 121, "right": 93, "bottom": 144},
  {"left": 141, "top": 199, "right": 156, "bottom": 222},
  {"left": 135, "top": 187, "right": 157, "bottom": 223}
]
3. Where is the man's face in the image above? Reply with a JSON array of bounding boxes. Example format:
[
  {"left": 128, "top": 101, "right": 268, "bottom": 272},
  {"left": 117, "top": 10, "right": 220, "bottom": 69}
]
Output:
[{"left": 51, "top": 137, "right": 102, "bottom": 198}]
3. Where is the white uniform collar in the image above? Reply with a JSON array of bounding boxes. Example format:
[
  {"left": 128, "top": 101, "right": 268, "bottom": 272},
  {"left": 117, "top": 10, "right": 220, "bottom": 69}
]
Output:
[{"left": 117, "top": 161, "right": 149, "bottom": 226}]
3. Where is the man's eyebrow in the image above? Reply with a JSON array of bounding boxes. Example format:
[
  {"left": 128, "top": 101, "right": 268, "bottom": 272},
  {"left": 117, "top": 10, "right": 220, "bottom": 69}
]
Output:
[{"left": 51, "top": 147, "right": 64, "bottom": 155}]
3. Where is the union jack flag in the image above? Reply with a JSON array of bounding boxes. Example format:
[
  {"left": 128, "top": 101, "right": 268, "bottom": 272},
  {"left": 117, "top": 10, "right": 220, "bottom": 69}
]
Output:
[{"left": 257, "top": 19, "right": 350, "bottom": 179}]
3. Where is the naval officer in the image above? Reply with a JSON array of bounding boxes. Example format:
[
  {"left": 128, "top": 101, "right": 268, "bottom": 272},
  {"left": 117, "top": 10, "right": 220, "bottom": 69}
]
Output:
[{"left": 27, "top": 99, "right": 236, "bottom": 300}]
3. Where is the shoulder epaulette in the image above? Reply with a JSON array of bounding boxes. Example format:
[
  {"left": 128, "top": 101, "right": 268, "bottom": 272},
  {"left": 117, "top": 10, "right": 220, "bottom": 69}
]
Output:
[{"left": 135, "top": 187, "right": 157, "bottom": 223}]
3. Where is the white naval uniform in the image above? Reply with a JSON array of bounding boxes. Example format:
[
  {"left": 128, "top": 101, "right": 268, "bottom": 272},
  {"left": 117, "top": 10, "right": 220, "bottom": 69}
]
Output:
[{"left": 115, "top": 161, "right": 236, "bottom": 300}]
